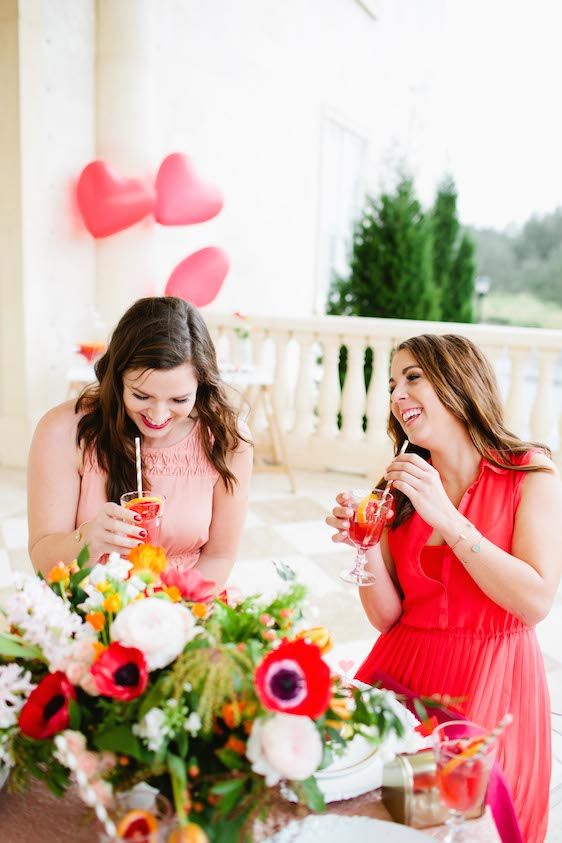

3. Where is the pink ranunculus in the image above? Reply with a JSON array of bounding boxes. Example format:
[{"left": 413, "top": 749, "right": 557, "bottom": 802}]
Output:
[
  {"left": 161, "top": 567, "right": 215, "bottom": 603},
  {"left": 246, "top": 713, "right": 323, "bottom": 786}
]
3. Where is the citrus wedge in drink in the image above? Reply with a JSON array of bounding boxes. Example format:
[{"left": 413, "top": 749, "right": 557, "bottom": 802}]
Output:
[{"left": 116, "top": 808, "right": 159, "bottom": 841}]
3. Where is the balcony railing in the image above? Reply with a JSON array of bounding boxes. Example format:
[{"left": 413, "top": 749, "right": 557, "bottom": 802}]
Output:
[{"left": 206, "top": 313, "right": 562, "bottom": 478}]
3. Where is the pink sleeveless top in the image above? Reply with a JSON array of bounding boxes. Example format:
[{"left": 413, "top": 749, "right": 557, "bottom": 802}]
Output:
[{"left": 76, "top": 420, "right": 219, "bottom": 571}]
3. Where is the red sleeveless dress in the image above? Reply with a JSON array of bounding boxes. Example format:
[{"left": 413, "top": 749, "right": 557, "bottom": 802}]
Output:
[{"left": 355, "top": 456, "right": 551, "bottom": 843}]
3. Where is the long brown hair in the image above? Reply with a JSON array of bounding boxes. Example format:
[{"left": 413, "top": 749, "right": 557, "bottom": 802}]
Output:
[
  {"left": 387, "top": 333, "right": 551, "bottom": 528},
  {"left": 76, "top": 297, "right": 249, "bottom": 502}
]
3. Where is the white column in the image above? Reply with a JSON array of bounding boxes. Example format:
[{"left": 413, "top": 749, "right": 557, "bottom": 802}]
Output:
[
  {"left": 341, "top": 337, "right": 366, "bottom": 442},
  {"left": 366, "top": 339, "right": 391, "bottom": 447},
  {"left": 530, "top": 349, "right": 559, "bottom": 446},
  {"left": 292, "top": 333, "right": 317, "bottom": 437},
  {"left": 272, "top": 331, "right": 291, "bottom": 431},
  {"left": 505, "top": 347, "right": 530, "bottom": 438},
  {"left": 316, "top": 337, "right": 341, "bottom": 440},
  {"left": 96, "top": 0, "right": 156, "bottom": 329}
]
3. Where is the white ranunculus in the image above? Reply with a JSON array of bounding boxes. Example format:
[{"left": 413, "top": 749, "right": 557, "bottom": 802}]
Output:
[
  {"left": 246, "top": 713, "right": 323, "bottom": 786},
  {"left": 110, "top": 598, "right": 198, "bottom": 670}
]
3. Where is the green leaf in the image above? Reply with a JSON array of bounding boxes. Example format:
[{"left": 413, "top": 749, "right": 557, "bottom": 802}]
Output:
[
  {"left": 217, "top": 778, "right": 247, "bottom": 816},
  {"left": 413, "top": 698, "right": 428, "bottom": 723},
  {"left": 0, "top": 634, "right": 44, "bottom": 661},
  {"left": 298, "top": 776, "right": 325, "bottom": 813},
  {"left": 210, "top": 778, "right": 246, "bottom": 796},
  {"left": 68, "top": 699, "right": 82, "bottom": 730},
  {"left": 167, "top": 752, "right": 188, "bottom": 824},
  {"left": 175, "top": 730, "right": 188, "bottom": 759},
  {"left": 93, "top": 726, "right": 148, "bottom": 763},
  {"left": 70, "top": 567, "right": 91, "bottom": 590},
  {"left": 76, "top": 544, "right": 90, "bottom": 569},
  {"left": 215, "top": 747, "right": 245, "bottom": 771}
]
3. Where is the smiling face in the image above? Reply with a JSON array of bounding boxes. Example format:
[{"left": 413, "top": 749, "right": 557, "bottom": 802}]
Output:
[
  {"left": 123, "top": 363, "right": 199, "bottom": 447},
  {"left": 389, "top": 348, "right": 460, "bottom": 449}
]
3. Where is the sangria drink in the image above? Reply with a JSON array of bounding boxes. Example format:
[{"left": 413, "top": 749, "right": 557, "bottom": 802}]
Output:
[
  {"left": 433, "top": 720, "right": 496, "bottom": 842},
  {"left": 340, "top": 488, "right": 393, "bottom": 586},
  {"left": 120, "top": 492, "right": 165, "bottom": 546},
  {"left": 76, "top": 342, "right": 107, "bottom": 364}
]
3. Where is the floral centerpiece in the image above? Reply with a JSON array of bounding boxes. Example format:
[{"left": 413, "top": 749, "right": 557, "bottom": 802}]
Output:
[{"left": 0, "top": 546, "right": 409, "bottom": 842}]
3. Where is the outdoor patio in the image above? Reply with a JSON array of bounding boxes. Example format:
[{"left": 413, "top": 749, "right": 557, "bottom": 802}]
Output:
[{"left": 1, "top": 463, "right": 561, "bottom": 839}]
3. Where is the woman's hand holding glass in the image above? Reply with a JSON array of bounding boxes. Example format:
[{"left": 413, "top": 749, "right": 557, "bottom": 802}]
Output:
[{"left": 80, "top": 502, "right": 147, "bottom": 560}]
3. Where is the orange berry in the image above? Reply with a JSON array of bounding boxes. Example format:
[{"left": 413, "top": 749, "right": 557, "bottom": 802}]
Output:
[
  {"left": 187, "top": 764, "right": 200, "bottom": 778},
  {"left": 167, "top": 822, "right": 208, "bottom": 843},
  {"left": 224, "top": 736, "right": 245, "bottom": 755}
]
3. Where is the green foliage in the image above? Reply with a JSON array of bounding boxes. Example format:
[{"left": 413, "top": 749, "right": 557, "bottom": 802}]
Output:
[
  {"left": 328, "top": 177, "right": 439, "bottom": 321},
  {"left": 431, "top": 176, "right": 476, "bottom": 323},
  {"left": 470, "top": 206, "right": 562, "bottom": 308}
]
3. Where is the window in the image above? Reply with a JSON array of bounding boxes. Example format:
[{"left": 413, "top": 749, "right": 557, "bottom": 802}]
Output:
[{"left": 315, "top": 116, "right": 367, "bottom": 314}]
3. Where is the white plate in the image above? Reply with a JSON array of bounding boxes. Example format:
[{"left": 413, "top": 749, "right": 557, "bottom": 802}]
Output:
[{"left": 265, "top": 814, "right": 430, "bottom": 842}]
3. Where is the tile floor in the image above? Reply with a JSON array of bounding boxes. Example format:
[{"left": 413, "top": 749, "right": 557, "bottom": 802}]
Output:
[{"left": 1, "top": 465, "right": 561, "bottom": 840}]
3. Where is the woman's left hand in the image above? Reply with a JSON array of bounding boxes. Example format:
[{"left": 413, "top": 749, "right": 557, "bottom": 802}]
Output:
[{"left": 384, "top": 453, "right": 457, "bottom": 530}]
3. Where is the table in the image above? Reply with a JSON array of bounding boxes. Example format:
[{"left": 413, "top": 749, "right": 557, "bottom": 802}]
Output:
[
  {"left": 0, "top": 779, "right": 501, "bottom": 842},
  {"left": 220, "top": 365, "right": 296, "bottom": 493}
]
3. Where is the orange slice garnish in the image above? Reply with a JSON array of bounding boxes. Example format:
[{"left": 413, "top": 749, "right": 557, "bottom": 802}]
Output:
[
  {"left": 355, "top": 492, "right": 380, "bottom": 526},
  {"left": 116, "top": 809, "right": 159, "bottom": 841},
  {"left": 440, "top": 738, "right": 485, "bottom": 777},
  {"left": 124, "top": 496, "right": 162, "bottom": 508}
]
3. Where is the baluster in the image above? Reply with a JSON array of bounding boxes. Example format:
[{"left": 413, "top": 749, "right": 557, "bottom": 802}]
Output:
[
  {"left": 271, "top": 331, "right": 291, "bottom": 431},
  {"left": 530, "top": 349, "right": 560, "bottom": 445},
  {"left": 366, "top": 339, "right": 391, "bottom": 448},
  {"left": 316, "top": 337, "right": 341, "bottom": 439},
  {"left": 292, "top": 333, "right": 317, "bottom": 437},
  {"left": 341, "top": 337, "right": 367, "bottom": 442},
  {"left": 505, "top": 347, "right": 530, "bottom": 437}
]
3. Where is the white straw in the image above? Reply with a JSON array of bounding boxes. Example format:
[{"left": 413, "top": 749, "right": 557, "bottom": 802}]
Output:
[
  {"left": 135, "top": 436, "right": 143, "bottom": 498},
  {"left": 375, "top": 439, "right": 409, "bottom": 506}
]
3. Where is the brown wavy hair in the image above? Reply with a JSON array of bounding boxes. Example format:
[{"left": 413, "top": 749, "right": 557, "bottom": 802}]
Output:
[
  {"left": 387, "top": 333, "right": 551, "bottom": 528},
  {"left": 76, "top": 297, "right": 249, "bottom": 502}
]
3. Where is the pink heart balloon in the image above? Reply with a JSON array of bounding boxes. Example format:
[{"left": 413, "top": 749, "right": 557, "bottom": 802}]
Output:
[
  {"left": 337, "top": 660, "right": 355, "bottom": 674},
  {"left": 165, "top": 246, "right": 229, "bottom": 307},
  {"left": 76, "top": 161, "right": 155, "bottom": 238},
  {"left": 155, "top": 153, "right": 224, "bottom": 225}
]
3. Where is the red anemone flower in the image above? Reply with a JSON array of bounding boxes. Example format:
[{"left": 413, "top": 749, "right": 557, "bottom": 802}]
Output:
[
  {"left": 90, "top": 642, "right": 148, "bottom": 701},
  {"left": 254, "top": 638, "right": 331, "bottom": 718},
  {"left": 18, "top": 671, "right": 76, "bottom": 740}
]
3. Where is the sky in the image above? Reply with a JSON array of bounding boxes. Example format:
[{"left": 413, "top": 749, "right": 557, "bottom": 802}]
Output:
[{"left": 378, "top": 0, "right": 562, "bottom": 231}]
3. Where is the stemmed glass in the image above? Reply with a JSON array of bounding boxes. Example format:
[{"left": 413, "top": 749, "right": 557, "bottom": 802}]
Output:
[
  {"left": 339, "top": 488, "right": 393, "bottom": 586},
  {"left": 433, "top": 720, "right": 496, "bottom": 841}
]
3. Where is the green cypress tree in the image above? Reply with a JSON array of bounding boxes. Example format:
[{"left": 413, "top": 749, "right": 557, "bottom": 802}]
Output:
[
  {"left": 431, "top": 175, "right": 476, "bottom": 322},
  {"left": 432, "top": 175, "right": 459, "bottom": 309},
  {"left": 328, "top": 177, "right": 439, "bottom": 320},
  {"left": 446, "top": 233, "right": 476, "bottom": 322}
]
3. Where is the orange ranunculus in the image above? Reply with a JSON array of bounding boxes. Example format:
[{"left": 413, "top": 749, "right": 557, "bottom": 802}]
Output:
[
  {"left": 221, "top": 702, "right": 242, "bottom": 729},
  {"left": 163, "top": 585, "right": 182, "bottom": 602},
  {"left": 296, "top": 626, "right": 333, "bottom": 655},
  {"left": 224, "top": 736, "right": 246, "bottom": 755},
  {"left": 191, "top": 603, "right": 208, "bottom": 619},
  {"left": 47, "top": 561, "right": 71, "bottom": 585},
  {"left": 86, "top": 611, "right": 106, "bottom": 631},
  {"left": 128, "top": 543, "right": 168, "bottom": 576}
]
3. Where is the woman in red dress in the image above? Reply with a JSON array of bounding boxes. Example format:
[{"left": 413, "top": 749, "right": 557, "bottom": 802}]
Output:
[{"left": 327, "top": 334, "right": 562, "bottom": 843}]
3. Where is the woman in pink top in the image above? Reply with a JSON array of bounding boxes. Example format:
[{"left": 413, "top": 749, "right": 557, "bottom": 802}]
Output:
[
  {"left": 327, "top": 334, "right": 562, "bottom": 843},
  {"left": 28, "top": 297, "right": 252, "bottom": 589}
]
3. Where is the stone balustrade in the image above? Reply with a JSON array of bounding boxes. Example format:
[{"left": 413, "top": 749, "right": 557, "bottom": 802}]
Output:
[{"left": 206, "top": 313, "right": 562, "bottom": 479}]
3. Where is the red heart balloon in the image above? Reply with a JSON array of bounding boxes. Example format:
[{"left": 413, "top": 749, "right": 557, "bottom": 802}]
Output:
[
  {"left": 76, "top": 161, "right": 155, "bottom": 238},
  {"left": 165, "top": 247, "right": 229, "bottom": 306},
  {"left": 155, "top": 153, "right": 223, "bottom": 225}
]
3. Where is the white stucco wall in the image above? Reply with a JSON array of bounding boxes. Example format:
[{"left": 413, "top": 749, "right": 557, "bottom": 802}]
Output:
[{"left": 150, "top": 0, "right": 384, "bottom": 317}]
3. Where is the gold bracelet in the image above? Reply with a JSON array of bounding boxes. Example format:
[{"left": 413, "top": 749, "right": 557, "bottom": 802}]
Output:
[{"left": 449, "top": 529, "right": 483, "bottom": 555}]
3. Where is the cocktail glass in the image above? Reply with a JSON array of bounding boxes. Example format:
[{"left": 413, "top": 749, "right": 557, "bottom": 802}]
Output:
[
  {"left": 433, "top": 720, "right": 496, "bottom": 842},
  {"left": 339, "top": 488, "right": 393, "bottom": 586},
  {"left": 120, "top": 492, "right": 166, "bottom": 546},
  {"left": 99, "top": 789, "right": 173, "bottom": 842}
]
